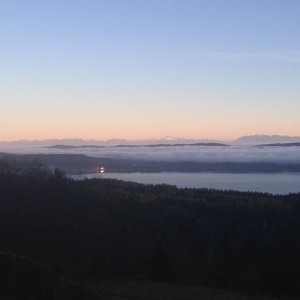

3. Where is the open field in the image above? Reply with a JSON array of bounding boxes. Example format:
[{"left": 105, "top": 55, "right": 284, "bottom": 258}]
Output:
[{"left": 90, "top": 280, "right": 288, "bottom": 300}]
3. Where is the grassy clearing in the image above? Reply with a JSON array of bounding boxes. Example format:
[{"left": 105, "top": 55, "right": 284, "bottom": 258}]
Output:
[{"left": 91, "top": 279, "right": 285, "bottom": 300}]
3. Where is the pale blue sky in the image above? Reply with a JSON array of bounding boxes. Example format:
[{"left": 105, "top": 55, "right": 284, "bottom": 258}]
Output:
[{"left": 1, "top": 0, "right": 300, "bottom": 141}]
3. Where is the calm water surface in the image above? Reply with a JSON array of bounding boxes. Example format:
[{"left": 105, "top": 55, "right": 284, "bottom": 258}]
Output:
[{"left": 73, "top": 172, "right": 300, "bottom": 195}]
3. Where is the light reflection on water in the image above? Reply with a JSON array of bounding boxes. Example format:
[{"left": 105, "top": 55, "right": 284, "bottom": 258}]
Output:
[{"left": 72, "top": 172, "right": 300, "bottom": 195}]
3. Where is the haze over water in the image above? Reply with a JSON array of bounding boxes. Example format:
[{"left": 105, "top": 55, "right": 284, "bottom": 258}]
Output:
[{"left": 1, "top": 142, "right": 300, "bottom": 164}]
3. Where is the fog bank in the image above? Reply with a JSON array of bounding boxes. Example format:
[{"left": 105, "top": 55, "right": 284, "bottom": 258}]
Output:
[{"left": 1, "top": 144, "right": 300, "bottom": 164}]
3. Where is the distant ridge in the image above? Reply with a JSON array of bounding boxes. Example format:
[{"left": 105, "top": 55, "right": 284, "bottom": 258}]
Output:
[
  {"left": 47, "top": 142, "right": 229, "bottom": 150},
  {"left": 0, "top": 137, "right": 224, "bottom": 147},
  {"left": 0, "top": 139, "right": 103, "bottom": 147},
  {"left": 257, "top": 142, "right": 300, "bottom": 147},
  {"left": 234, "top": 135, "right": 300, "bottom": 145},
  {"left": 2, "top": 135, "right": 300, "bottom": 147}
]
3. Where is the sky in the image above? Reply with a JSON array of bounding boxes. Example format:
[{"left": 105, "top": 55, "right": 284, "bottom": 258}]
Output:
[{"left": 1, "top": 0, "right": 300, "bottom": 141}]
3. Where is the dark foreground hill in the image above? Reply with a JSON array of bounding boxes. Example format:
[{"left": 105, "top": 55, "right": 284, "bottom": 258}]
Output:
[
  {"left": 0, "top": 253, "right": 286, "bottom": 300},
  {"left": 0, "top": 159, "right": 299, "bottom": 299},
  {"left": 0, "top": 252, "right": 100, "bottom": 300}
]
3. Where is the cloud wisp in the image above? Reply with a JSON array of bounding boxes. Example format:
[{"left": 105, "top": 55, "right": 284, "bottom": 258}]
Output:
[{"left": 211, "top": 51, "right": 300, "bottom": 63}]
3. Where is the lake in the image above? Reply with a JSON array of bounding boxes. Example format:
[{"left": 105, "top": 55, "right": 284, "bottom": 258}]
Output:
[{"left": 72, "top": 172, "right": 300, "bottom": 195}]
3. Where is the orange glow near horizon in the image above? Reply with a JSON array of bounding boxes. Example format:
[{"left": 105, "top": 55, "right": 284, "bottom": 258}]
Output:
[
  {"left": 1, "top": 103, "right": 300, "bottom": 142},
  {"left": 1, "top": 124, "right": 300, "bottom": 143}
]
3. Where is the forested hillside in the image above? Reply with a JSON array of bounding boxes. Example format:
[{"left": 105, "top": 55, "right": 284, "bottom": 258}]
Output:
[{"left": 0, "top": 159, "right": 299, "bottom": 299}]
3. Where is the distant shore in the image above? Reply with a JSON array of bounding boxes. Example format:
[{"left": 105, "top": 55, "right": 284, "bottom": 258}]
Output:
[{"left": 1, "top": 152, "right": 300, "bottom": 175}]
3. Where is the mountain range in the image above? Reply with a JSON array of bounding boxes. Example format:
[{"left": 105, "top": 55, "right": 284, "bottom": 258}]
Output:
[
  {"left": 1, "top": 135, "right": 300, "bottom": 147},
  {"left": 233, "top": 134, "right": 300, "bottom": 144}
]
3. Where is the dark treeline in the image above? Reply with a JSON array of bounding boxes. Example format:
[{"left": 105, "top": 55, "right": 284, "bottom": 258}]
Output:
[
  {"left": 0, "top": 158, "right": 299, "bottom": 299},
  {"left": 2, "top": 152, "right": 300, "bottom": 174}
]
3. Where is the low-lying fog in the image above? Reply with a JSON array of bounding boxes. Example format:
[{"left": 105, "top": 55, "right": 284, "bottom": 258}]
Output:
[{"left": 1, "top": 144, "right": 300, "bottom": 163}]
